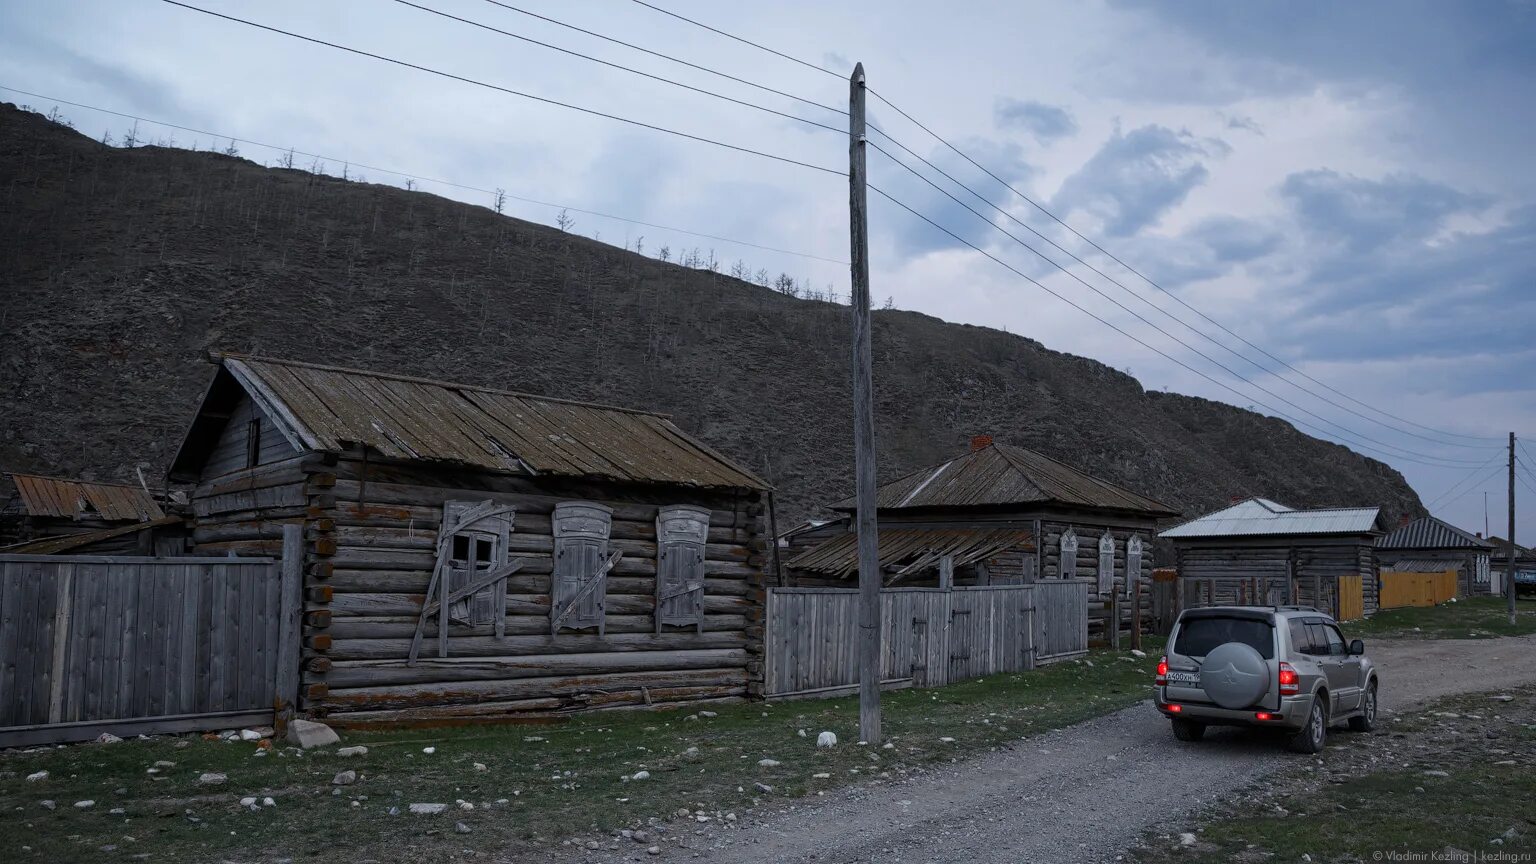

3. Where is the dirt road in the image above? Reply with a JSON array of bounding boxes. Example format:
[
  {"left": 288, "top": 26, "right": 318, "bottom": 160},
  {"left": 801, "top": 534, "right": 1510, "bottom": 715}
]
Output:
[{"left": 569, "top": 635, "right": 1536, "bottom": 864}]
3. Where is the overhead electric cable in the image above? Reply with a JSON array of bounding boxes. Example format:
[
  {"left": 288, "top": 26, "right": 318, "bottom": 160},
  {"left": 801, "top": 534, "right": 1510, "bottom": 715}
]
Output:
[
  {"left": 627, "top": 0, "right": 843, "bottom": 79},
  {"left": 0, "top": 85, "right": 847, "bottom": 265},
  {"left": 158, "top": 0, "right": 844, "bottom": 177},
  {"left": 1432, "top": 463, "right": 1510, "bottom": 513},
  {"left": 1424, "top": 454, "right": 1506, "bottom": 510}
]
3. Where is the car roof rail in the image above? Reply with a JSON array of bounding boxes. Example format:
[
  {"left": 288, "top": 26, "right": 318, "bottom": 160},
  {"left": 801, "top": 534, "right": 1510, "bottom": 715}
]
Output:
[{"left": 1273, "top": 604, "right": 1323, "bottom": 614}]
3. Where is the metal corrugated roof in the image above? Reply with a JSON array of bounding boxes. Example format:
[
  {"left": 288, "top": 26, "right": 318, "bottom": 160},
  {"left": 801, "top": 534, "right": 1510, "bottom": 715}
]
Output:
[
  {"left": 1379, "top": 516, "right": 1492, "bottom": 550},
  {"left": 8, "top": 473, "right": 164, "bottom": 521},
  {"left": 787, "top": 526, "right": 1034, "bottom": 579},
  {"left": 1160, "top": 497, "right": 1383, "bottom": 539},
  {"left": 205, "top": 355, "right": 767, "bottom": 490},
  {"left": 830, "top": 443, "right": 1177, "bottom": 517},
  {"left": 1381, "top": 558, "right": 1466, "bottom": 574}
]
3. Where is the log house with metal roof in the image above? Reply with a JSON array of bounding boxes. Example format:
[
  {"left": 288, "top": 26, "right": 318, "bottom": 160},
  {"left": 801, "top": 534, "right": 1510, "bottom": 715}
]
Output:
[{"left": 1377, "top": 515, "right": 1494, "bottom": 597}]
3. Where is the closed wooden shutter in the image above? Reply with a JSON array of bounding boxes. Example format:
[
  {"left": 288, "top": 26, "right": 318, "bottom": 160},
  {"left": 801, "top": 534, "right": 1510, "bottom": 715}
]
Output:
[
  {"left": 552, "top": 501, "right": 613, "bottom": 634},
  {"left": 656, "top": 505, "right": 709, "bottom": 632},
  {"left": 1126, "top": 535, "right": 1143, "bottom": 599},
  {"left": 1098, "top": 533, "right": 1115, "bottom": 594},
  {"left": 1059, "top": 528, "right": 1078, "bottom": 579}
]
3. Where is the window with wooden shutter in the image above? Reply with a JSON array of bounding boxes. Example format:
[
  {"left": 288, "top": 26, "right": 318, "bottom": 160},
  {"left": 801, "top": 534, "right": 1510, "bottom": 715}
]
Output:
[
  {"left": 1058, "top": 528, "right": 1078, "bottom": 579},
  {"left": 1097, "top": 533, "right": 1115, "bottom": 594},
  {"left": 440, "top": 501, "right": 513, "bottom": 627},
  {"left": 656, "top": 505, "right": 709, "bottom": 632},
  {"left": 1126, "top": 535, "right": 1143, "bottom": 598},
  {"left": 552, "top": 501, "right": 618, "bottom": 634}
]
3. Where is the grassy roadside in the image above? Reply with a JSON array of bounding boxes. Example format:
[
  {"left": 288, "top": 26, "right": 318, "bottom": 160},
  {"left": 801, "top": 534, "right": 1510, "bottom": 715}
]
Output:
[
  {"left": 1350, "top": 596, "right": 1536, "bottom": 640},
  {"left": 1130, "top": 686, "right": 1536, "bottom": 863},
  {"left": 1, "top": 641, "right": 1162, "bottom": 863}
]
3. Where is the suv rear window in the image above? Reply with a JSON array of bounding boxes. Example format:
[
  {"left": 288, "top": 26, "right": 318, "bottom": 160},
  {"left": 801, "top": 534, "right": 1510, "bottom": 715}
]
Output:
[{"left": 1174, "top": 616, "right": 1275, "bottom": 659}]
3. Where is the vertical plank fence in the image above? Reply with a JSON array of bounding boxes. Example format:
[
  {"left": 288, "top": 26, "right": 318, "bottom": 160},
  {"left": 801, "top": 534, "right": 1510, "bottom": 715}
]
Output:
[
  {"left": 1379, "top": 570, "right": 1458, "bottom": 609},
  {"left": 763, "top": 579, "right": 1090, "bottom": 698},
  {"left": 0, "top": 526, "right": 300, "bottom": 746}
]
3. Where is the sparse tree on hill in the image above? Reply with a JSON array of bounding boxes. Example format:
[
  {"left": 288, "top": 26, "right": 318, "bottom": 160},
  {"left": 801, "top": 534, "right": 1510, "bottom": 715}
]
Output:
[
  {"left": 405, "top": 178, "right": 416, "bottom": 191},
  {"left": 45, "top": 106, "right": 74, "bottom": 129},
  {"left": 556, "top": 208, "right": 575, "bottom": 232},
  {"left": 100, "top": 129, "right": 114, "bottom": 146},
  {"left": 634, "top": 236, "right": 644, "bottom": 256},
  {"left": 122, "top": 121, "right": 139, "bottom": 148},
  {"left": 277, "top": 148, "right": 295, "bottom": 169},
  {"left": 494, "top": 189, "right": 507, "bottom": 214},
  {"left": 222, "top": 138, "right": 239, "bottom": 157},
  {"left": 658, "top": 244, "right": 671, "bottom": 262}
]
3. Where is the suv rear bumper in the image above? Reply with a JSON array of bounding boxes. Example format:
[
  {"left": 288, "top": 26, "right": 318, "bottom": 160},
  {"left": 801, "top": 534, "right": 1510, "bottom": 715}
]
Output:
[{"left": 1155, "top": 690, "right": 1314, "bottom": 730}]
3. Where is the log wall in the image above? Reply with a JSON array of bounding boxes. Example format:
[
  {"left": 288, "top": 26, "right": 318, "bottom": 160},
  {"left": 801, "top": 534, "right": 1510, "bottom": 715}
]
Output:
[
  {"left": 1040, "top": 521, "right": 1155, "bottom": 645},
  {"left": 1173, "top": 540, "right": 1381, "bottom": 618}
]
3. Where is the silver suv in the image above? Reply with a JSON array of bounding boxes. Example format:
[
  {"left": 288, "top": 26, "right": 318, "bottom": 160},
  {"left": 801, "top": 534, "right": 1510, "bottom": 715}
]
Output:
[{"left": 1155, "top": 606, "right": 1378, "bottom": 753}]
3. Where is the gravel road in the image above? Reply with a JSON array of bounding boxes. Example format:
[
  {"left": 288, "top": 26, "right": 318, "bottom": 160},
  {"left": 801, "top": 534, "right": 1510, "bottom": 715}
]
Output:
[{"left": 567, "top": 635, "right": 1536, "bottom": 864}]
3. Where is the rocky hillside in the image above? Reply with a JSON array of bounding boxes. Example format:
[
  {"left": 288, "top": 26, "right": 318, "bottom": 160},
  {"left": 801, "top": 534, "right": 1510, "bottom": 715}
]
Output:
[{"left": 0, "top": 104, "right": 1424, "bottom": 527}]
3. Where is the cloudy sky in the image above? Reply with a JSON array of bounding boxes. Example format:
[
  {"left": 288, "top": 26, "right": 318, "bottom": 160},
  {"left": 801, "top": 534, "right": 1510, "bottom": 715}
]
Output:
[{"left": 4, "top": 0, "right": 1534, "bottom": 538}]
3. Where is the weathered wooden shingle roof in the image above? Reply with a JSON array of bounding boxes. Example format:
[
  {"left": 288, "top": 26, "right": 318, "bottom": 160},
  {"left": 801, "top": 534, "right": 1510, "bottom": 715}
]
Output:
[
  {"left": 831, "top": 442, "right": 1177, "bottom": 517},
  {"left": 1378, "top": 516, "right": 1491, "bottom": 550},
  {"left": 1160, "top": 497, "right": 1385, "bottom": 539},
  {"left": 171, "top": 355, "right": 767, "bottom": 490},
  {"left": 6, "top": 473, "right": 164, "bottom": 521}
]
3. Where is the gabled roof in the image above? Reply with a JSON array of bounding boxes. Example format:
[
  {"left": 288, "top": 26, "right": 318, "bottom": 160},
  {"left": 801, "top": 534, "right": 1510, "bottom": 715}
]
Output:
[
  {"left": 5, "top": 473, "right": 164, "bottom": 521},
  {"left": 830, "top": 442, "right": 1178, "bottom": 518},
  {"left": 1160, "top": 497, "right": 1385, "bottom": 539},
  {"left": 169, "top": 355, "right": 767, "bottom": 490},
  {"left": 1379, "top": 516, "right": 1492, "bottom": 551}
]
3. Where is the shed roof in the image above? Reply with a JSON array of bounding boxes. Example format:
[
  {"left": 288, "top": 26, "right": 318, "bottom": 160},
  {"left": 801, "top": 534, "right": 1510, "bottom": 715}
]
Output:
[
  {"left": 830, "top": 442, "right": 1177, "bottom": 518},
  {"left": 6, "top": 473, "right": 164, "bottom": 521},
  {"left": 169, "top": 355, "right": 767, "bottom": 490},
  {"left": 1379, "top": 516, "right": 1491, "bottom": 551},
  {"left": 786, "top": 525, "right": 1034, "bottom": 580},
  {"left": 1159, "top": 497, "right": 1385, "bottom": 539}
]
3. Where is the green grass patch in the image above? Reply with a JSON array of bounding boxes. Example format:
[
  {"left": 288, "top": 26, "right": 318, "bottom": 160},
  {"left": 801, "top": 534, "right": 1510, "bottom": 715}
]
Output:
[
  {"left": 1, "top": 641, "right": 1162, "bottom": 863},
  {"left": 1351, "top": 596, "right": 1536, "bottom": 640}
]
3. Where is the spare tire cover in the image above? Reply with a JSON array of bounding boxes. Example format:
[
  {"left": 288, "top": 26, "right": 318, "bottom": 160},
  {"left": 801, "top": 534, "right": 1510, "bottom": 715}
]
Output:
[{"left": 1199, "top": 642, "right": 1270, "bottom": 709}]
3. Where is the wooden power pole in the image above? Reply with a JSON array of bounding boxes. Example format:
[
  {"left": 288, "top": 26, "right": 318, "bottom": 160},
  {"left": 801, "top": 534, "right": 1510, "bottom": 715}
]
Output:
[
  {"left": 848, "top": 61, "right": 881, "bottom": 744},
  {"left": 1508, "top": 432, "right": 1517, "bottom": 626}
]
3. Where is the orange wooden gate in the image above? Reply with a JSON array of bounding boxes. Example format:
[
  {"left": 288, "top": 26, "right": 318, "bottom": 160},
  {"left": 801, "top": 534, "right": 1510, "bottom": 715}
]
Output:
[
  {"left": 1336, "top": 575, "right": 1364, "bottom": 621},
  {"left": 1380, "top": 570, "right": 1458, "bottom": 608}
]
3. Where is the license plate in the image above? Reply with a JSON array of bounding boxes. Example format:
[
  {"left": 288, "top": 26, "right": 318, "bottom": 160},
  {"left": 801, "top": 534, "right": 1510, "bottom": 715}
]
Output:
[{"left": 1165, "top": 671, "right": 1198, "bottom": 685}]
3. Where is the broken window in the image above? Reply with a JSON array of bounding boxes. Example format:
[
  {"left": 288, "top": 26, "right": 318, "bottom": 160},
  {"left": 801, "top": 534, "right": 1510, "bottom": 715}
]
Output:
[
  {"left": 655, "top": 505, "right": 709, "bottom": 632},
  {"left": 1058, "top": 528, "right": 1078, "bottom": 579},
  {"left": 552, "top": 501, "right": 619, "bottom": 634},
  {"left": 1098, "top": 533, "right": 1115, "bottom": 594},
  {"left": 439, "top": 501, "right": 513, "bottom": 627},
  {"left": 1126, "top": 535, "right": 1143, "bottom": 598}
]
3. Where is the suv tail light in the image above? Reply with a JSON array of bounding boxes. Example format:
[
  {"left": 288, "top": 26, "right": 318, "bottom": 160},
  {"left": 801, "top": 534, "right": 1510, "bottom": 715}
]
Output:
[
  {"left": 1155, "top": 656, "right": 1168, "bottom": 686},
  {"left": 1278, "top": 662, "right": 1299, "bottom": 696}
]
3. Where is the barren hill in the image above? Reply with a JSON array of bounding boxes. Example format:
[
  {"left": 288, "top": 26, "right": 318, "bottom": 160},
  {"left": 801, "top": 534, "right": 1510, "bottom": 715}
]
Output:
[{"left": 0, "top": 103, "right": 1424, "bottom": 527}]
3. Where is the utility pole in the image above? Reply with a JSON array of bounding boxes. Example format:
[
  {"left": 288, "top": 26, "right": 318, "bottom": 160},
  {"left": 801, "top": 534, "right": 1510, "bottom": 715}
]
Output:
[
  {"left": 1508, "top": 432, "right": 1517, "bottom": 626},
  {"left": 848, "top": 61, "right": 881, "bottom": 744}
]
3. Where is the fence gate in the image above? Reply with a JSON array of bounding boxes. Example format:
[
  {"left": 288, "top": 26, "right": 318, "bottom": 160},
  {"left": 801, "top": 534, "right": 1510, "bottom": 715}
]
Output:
[{"left": 0, "top": 528, "right": 301, "bottom": 746}]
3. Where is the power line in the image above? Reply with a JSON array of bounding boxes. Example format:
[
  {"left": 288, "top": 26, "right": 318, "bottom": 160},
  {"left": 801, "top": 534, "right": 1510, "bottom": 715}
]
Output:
[
  {"left": 1425, "top": 454, "right": 1506, "bottom": 510},
  {"left": 390, "top": 0, "right": 844, "bottom": 135},
  {"left": 624, "top": 0, "right": 1504, "bottom": 448},
  {"left": 158, "top": 0, "right": 843, "bottom": 177},
  {"left": 866, "top": 182, "right": 1488, "bottom": 470},
  {"left": 866, "top": 143, "right": 1488, "bottom": 468},
  {"left": 0, "top": 85, "right": 847, "bottom": 265},
  {"left": 1432, "top": 463, "right": 1510, "bottom": 513},
  {"left": 477, "top": 0, "right": 845, "bottom": 117}
]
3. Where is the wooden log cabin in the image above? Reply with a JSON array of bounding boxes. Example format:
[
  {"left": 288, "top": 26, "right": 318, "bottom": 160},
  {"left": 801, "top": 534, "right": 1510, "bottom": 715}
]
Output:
[
  {"left": 1160, "top": 498, "right": 1388, "bottom": 619},
  {"left": 167, "top": 354, "right": 772, "bottom": 726},
  {"left": 1377, "top": 515, "right": 1494, "bottom": 597},
  {"left": 782, "top": 436, "right": 1180, "bottom": 645}
]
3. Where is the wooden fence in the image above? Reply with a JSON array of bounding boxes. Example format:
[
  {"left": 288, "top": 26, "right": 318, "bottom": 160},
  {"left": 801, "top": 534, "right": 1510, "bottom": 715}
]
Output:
[
  {"left": 763, "top": 579, "right": 1090, "bottom": 698},
  {"left": 1380, "top": 570, "right": 1457, "bottom": 609},
  {"left": 0, "top": 527, "right": 301, "bottom": 746}
]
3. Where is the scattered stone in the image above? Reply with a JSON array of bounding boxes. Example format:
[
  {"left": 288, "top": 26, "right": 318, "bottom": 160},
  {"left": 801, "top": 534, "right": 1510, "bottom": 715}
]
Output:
[
  {"left": 882, "top": 742, "right": 895, "bottom": 750},
  {"left": 458, "top": 801, "right": 474, "bottom": 811},
  {"left": 758, "top": 759, "right": 781, "bottom": 767},
  {"left": 939, "top": 737, "right": 956, "bottom": 743},
  {"left": 239, "top": 797, "right": 257, "bottom": 807},
  {"left": 647, "top": 846, "right": 661, "bottom": 856},
  {"left": 336, "top": 746, "right": 368, "bottom": 757},
  {"left": 455, "top": 821, "right": 472, "bottom": 834},
  {"left": 408, "top": 803, "right": 448, "bottom": 815},
  {"left": 74, "top": 800, "right": 96, "bottom": 809},
  {"left": 631, "top": 771, "right": 652, "bottom": 781},
  {"left": 197, "top": 772, "right": 228, "bottom": 786},
  {"left": 40, "top": 800, "right": 56, "bottom": 810},
  {"left": 1422, "top": 770, "right": 1450, "bottom": 777},
  {"left": 333, "top": 770, "right": 357, "bottom": 786},
  {"left": 633, "top": 830, "right": 650, "bottom": 843},
  {"left": 753, "top": 782, "right": 774, "bottom": 794},
  {"left": 1179, "top": 832, "right": 1198, "bottom": 847},
  {"left": 422, "top": 746, "right": 436, "bottom": 754},
  {"left": 797, "top": 729, "right": 807, "bottom": 738},
  {"left": 699, "top": 710, "right": 718, "bottom": 718},
  {"left": 388, "top": 806, "right": 400, "bottom": 816},
  {"left": 286, "top": 719, "right": 340, "bottom": 749},
  {"left": 109, "top": 807, "right": 125, "bottom": 815},
  {"left": 473, "top": 762, "right": 488, "bottom": 772},
  {"left": 817, "top": 731, "right": 838, "bottom": 748},
  {"left": 153, "top": 760, "right": 176, "bottom": 768},
  {"left": 262, "top": 797, "right": 276, "bottom": 808},
  {"left": 812, "top": 773, "right": 831, "bottom": 779},
  {"left": 25, "top": 770, "right": 48, "bottom": 782},
  {"left": 95, "top": 732, "right": 123, "bottom": 745},
  {"left": 1491, "top": 695, "right": 1515, "bottom": 702},
  {"left": 1130, "top": 649, "right": 1147, "bottom": 658},
  {"left": 239, "top": 729, "right": 263, "bottom": 742}
]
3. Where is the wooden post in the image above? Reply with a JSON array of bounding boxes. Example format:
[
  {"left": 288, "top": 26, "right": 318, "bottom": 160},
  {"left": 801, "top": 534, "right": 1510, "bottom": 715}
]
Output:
[
  {"left": 848, "top": 61, "right": 881, "bottom": 744},
  {"left": 1109, "top": 585, "right": 1120, "bottom": 649},
  {"left": 1508, "top": 432, "right": 1518, "bottom": 626},
  {"left": 938, "top": 555, "right": 954, "bottom": 591},
  {"left": 1131, "top": 577, "right": 1142, "bottom": 651},
  {"left": 273, "top": 524, "right": 303, "bottom": 732},
  {"left": 767, "top": 490, "right": 785, "bottom": 588}
]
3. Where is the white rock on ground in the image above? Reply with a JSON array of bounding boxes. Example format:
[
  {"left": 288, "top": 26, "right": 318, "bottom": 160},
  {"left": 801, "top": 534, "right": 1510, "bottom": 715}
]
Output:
[
  {"left": 95, "top": 733, "right": 123, "bottom": 744},
  {"left": 455, "top": 822, "right": 472, "bottom": 834},
  {"left": 196, "top": 773, "right": 227, "bottom": 786},
  {"left": 333, "top": 770, "right": 357, "bottom": 786},
  {"left": 239, "top": 797, "right": 257, "bottom": 807},
  {"left": 473, "top": 762, "right": 488, "bottom": 772},
  {"left": 73, "top": 800, "right": 94, "bottom": 808},
  {"left": 336, "top": 746, "right": 368, "bottom": 757},
  {"left": 816, "top": 732, "right": 837, "bottom": 748},
  {"left": 1178, "top": 832, "right": 1198, "bottom": 847},
  {"left": 239, "top": 730, "right": 263, "bottom": 742},
  {"left": 758, "top": 759, "right": 781, "bottom": 767},
  {"left": 1130, "top": 649, "right": 1147, "bottom": 658},
  {"left": 26, "top": 771, "right": 49, "bottom": 782},
  {"left": 262, "top": 797, "right": 276, "bottom": 808},
  {"left": 286, "top": 719, "right": 340, "bottom": 749},
  {"left": 408, "top": 803, "right": 448, "bottom": 815},
  {"left": 647, "top": 846, "right": 661, "bottom": 855},
  {"left": 631, "top": 771, "right": 651, "bottom": 781},
  {"left": 422, "top": 746, "right": 436, "bottom": 754},
  {"left": 699, "top": 710, "right": 718, "bottom": 718}
]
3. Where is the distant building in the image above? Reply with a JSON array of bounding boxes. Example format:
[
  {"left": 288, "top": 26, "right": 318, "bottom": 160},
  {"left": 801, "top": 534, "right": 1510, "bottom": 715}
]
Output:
[
  {"left": 1161, "top": 497, "right": 1389, "bottom": 619},
  {"left": 1484, "top": 535, "right": 1536, "bottom": 595},
  {"left": 1377, "top": 515, "right": 1494, "bottom": 597},
  {"left": 782, "top": 436, "right": 1179, "bottom": 644}
]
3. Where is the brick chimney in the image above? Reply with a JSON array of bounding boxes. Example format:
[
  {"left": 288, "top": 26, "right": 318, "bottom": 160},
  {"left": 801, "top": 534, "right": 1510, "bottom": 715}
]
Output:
[
  {"left": 1398, "top": 513, "right": 1412, "bottom": 528},
  {"left": 1230, "top": 495, "right": 1244, "bottom": 504},
  {"left": 971, "top": 434, "right": 993, "bottom": 452}
]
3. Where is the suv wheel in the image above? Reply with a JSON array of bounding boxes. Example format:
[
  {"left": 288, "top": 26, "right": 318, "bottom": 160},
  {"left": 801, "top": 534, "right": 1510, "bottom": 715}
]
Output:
[
  {"left": 1288, "top": 696, "right": 1328, "bottom": 753},
  {"left": 1171, "top": 718, "right": 1206, "bottom": 742},
  {"left": 1348, "top": 681, "right": 1378, "bottom": 732}
]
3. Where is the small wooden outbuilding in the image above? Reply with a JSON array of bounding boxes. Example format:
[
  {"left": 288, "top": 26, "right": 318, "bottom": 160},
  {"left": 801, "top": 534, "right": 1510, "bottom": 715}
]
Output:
[
  {"left": 0, "top": 472, "right": 181, "bottom": 554},
  {"left": 783, "top": 437, "right": 1179, "bottom": 644},
  {"left": 168, "top": 354, "right": 772, "bottom": 725},
  {"left": 1161, "top": 497, "right": 1388, "bottom": 619},
  {"left": 1377, "top": 515, "right": 1494, "bottom": 597}
]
